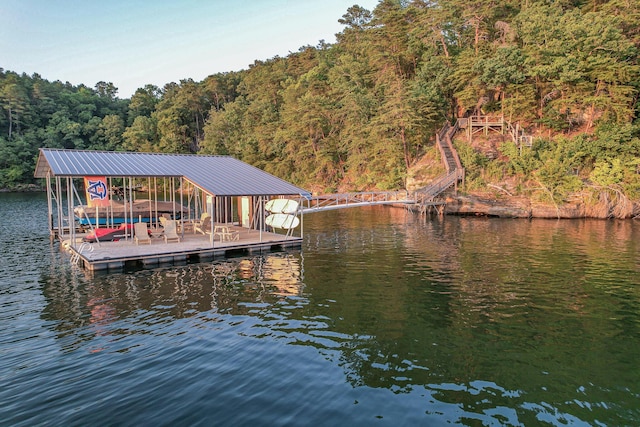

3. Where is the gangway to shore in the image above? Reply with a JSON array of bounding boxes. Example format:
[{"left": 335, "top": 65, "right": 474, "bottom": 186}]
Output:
[
  {"left": 298, "top": 189, "right": 448, "bottom": 214},
  {"left": 300, "top": 120, "right": 465, "bottom": 215},
  {"left": 299, "top": 191, "right": 414, "bottom": 213}
]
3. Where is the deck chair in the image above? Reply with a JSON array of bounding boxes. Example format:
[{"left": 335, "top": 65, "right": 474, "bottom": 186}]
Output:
[
  {"left": 134, "top": 222, "right": 151, "bottom": 245},
  {"left": 194, "top": 213, "right": 211, "bottom": 235},
  {"left": 163, "top": 219, "right": 181, "bottom": 243}
]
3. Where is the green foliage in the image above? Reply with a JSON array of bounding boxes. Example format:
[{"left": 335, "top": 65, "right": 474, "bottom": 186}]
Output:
[
  {"left": 0, "top": 71, "right": 130, "bottom": 188},
  {"left": 517, "top": 3, "right": 639, "bottom": 128},
  {"left": 454, "top": 141, "right": 490, "bottom": 190},
  {"left": 122, "top": 116, "right": 158, "bottom": 152},
  {"left": 0, "top": 136, "right": 32, "bottom": 187},
  {"left": 533, "top": 148, "right": 584, "bottom": 203},
  {"left": 590, "top": 158, "right": 626, "bottom": 186},
  {"left": 3, "top": 0, "right": 640, "bottom": 199},
  {"left": 500, "top": 141, "right": 541, "bottom": 177},
  {"left": 587, "top": 123, "right": 640, "bottom": 160},
  {"left": 476, "top": 47, "right": 526, "bottom": 90}
]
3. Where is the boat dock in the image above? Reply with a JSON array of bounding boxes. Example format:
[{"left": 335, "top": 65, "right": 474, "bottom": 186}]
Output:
[
  {"left": 66, "top": 227, "right": 302, "bottom": 272},
  {"left": 35, "top": 149, "right": 309, "bottom": 272},
  {"left": 35, "top": 124, "right": 468, "bottom": 273}
]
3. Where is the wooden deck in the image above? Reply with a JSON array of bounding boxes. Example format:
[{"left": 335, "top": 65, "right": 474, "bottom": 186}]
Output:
[{"left": 64, "top": 227, "right": 302, "bottom": 271}]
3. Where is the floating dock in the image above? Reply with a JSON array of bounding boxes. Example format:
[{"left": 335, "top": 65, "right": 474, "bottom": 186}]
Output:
[
  {"left": 35, "top": 149, "right": 310, "bottom": 272},
  {"left": 66, "top": 227, "right": 301, "bottom": 271}
]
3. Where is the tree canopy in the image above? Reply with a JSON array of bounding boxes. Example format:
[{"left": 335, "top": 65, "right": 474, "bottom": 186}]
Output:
[{"left": 2, "top": 0, "right": 639, "bottom": 203}]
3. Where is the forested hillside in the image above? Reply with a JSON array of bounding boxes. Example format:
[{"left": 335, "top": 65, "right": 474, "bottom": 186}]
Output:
[{"left": 2, "top": 0, "right": 639, "bottom": 211}]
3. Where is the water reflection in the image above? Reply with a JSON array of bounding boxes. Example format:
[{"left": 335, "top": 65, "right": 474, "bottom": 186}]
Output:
[
  {"left": 31, "top": 205, "right": 640, "bottom": 425},
  {"left": 40, "top": 252, "right": 305, "bottom": 352},
  {"left": 299, "top": 210, "right": 640, "bottom": 424}
]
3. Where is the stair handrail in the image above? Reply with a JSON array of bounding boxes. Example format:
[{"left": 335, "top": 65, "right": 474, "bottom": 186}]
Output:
[
  {"left": 413, "top": 169, "right": 460, "bottom": 202},
  {"left": 436, "top": 120, "right": 464, "bottom": 177}
]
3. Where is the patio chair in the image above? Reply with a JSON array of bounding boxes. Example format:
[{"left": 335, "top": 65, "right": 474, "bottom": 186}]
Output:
[
  {"left": 214, "top": 225, "right": 240, "bottom": 241},
  {"left": 194, "top": 213, "right": 211, "bottom": 235},
  {"left": 163, "top": 219, "right": 181, "bottom": 243},
  {"left": 134, "top": 222, "right": 151, "bottom": 245}
]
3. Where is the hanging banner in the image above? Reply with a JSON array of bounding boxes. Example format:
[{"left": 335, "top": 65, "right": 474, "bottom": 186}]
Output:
[{"left": 84, "top": 176, "right": 110, "bottom": 207}]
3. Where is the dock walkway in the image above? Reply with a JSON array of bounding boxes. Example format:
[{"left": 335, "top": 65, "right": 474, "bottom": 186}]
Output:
[
  {"left": 300, "top": 120, "right": 466, "bottom": 215},
  {"left": 66, "top": 227, "right": 301, "bottom": 272}
]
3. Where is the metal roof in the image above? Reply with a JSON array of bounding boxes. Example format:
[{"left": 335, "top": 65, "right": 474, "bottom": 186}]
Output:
[{"left": 35, "top": 148, "right": 310, "bottom": 197}]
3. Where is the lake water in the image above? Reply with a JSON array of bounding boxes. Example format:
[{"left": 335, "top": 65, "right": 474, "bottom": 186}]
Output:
[{"left": 1, "top": 192, "right": 639, "bottom": 426}]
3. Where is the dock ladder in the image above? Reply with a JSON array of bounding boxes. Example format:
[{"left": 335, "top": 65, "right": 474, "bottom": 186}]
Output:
[{"left": 70, "top": 242, "right": 93, "bottom": 266}]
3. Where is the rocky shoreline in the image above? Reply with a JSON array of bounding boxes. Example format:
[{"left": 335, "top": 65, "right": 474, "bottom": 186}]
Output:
[
  {"left": 443, "top": 194, "right": 640, "bottom": 219},
  {"left": 4, "top": 186, "right": 639, "bottom": 219}
]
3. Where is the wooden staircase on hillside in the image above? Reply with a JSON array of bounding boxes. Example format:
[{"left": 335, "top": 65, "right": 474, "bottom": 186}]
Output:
[{"left": 411, "top": 121, "right": 465, "bottom": 214}]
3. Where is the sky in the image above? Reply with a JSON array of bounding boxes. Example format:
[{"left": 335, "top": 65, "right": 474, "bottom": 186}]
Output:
[{"left": 1, "top": 0, "right": 379, "bottom": 98}]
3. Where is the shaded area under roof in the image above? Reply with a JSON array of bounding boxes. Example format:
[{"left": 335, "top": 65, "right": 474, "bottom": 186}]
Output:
[{"left": 35, "top": 149, "right": 310, "bottom": 197}]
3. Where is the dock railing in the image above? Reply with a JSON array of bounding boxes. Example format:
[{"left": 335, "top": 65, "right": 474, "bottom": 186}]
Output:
[
  {"left": 299, "top": 119, "right": 466, "bottom": 214},
  {"left": 412, "top": 169, "right": 462, "bottom": 204},
  {"left": 300, "top": 190, "right": 411, "bottom": 213}
]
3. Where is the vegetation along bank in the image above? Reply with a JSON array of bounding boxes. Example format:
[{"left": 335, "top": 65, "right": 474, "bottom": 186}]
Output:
[{"left": 2, "top": 0, "right": 639, "bottom": 218}]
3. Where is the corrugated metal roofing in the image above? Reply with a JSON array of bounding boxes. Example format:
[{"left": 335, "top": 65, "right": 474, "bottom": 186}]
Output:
[{"left": 35, "top": 149, "right": 310, "bottom": 197}]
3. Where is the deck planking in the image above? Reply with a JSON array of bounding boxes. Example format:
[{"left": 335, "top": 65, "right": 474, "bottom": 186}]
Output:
[{"left": 65, "top": 226, "right": 302, "bottom": 271}]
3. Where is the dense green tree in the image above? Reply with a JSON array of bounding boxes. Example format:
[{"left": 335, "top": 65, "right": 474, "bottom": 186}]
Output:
[
  {"left": 91, "top": 114, "right": 125, "bottom": 150},
  {"left": 122, "top": 115, "right": 158, "bottom": 152},
  {"left": 276, "top": 58, "right": 345, "bottom": 188},
  {"left": 0, "top": 70, "right": 129, "bottom": 188},
  {"left": 128, "top": 84, "right": 161, "bottom": 125},
  {"left": 202, "top": 72, "right": 241, "bottom": 112},
  {"left": 517, "top": 4, "right": 639, "bottom": 128},
  {"left": 2, "top": 0, "right": 640, "bottom": 203},
  {"left": 0, "top": 76, "right": 29, "bottom": 138},
  {"left": 336, "top": 5, "right": 373, "bottom": 48},
  {"left": 201, "top": 98, "right": 248, "bottom": 157},
  {"left": 152, "top": 80, "right": 210, "bottom": 153}
]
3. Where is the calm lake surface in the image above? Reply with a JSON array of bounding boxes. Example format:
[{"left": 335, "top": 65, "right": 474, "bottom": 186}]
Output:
[{"left": 1, "top": 192, "right": 639, "bottom": 426}]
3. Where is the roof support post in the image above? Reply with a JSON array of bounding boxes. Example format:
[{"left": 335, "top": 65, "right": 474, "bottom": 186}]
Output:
[
  {"left": 55, "top": 176, "right": 63, "bottom": 237},
  {"left": 179, "top": 177, "right": 184, "bottom": 238},
  {"left": 259, "top": 196, "right": 263, "bottom": 243},
  {"left": 300, "top": 195, "right": 304, "bottom": 241},
  {"left": 66, "top": 177, "right": 74, "bottom": 247},
  {"left": 46, "top": 173, "right": 54, "bottom": 237},
  {"left": 207, "top": 194, "right": 215, "bottom": 248}
]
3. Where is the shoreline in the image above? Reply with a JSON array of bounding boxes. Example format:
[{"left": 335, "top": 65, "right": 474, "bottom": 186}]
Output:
[
  {"left": 4, "top": 187, "right": 639, "bottom": 219},
  {"left": 443, "top": 194, "right": 640, "bottom": 220},
  {"left": 0, "top": 185, "right": 43, "bottom": 193}
]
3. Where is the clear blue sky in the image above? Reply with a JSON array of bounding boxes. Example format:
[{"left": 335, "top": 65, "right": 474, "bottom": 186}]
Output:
[{"left": 1, "top": 0, "right": 379, "bottom": 98}]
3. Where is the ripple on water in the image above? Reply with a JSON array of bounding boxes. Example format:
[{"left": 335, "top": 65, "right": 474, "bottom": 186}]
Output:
[{"left": 2, "top": 198, "right": 640, "bottom": 425}]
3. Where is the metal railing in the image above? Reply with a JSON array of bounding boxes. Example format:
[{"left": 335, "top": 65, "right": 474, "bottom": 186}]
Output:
[
  {"left": 70, "top": 242, "right": 93, "bottom": 265},
  {"left": 300, "top": 119, "right": 467, "bottom": 214},
  {"left": 300, "top": 191, "right": 411, "bottom": 213},
  {"left": 412, "top": 169, "right": 462, "bottom": 204}
]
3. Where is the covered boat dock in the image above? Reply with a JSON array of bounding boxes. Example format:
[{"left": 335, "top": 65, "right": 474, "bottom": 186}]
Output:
[{"left": 34, "top": 149, "right": 310, "bottom": 271}]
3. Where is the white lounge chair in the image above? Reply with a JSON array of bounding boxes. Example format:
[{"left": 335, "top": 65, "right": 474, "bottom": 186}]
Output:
[
  {"left": 163, "top": 219, "right": 181, "bottom": 243},
  {"left": 134, "top": 222, "right": 151, "bottom": 245}
]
